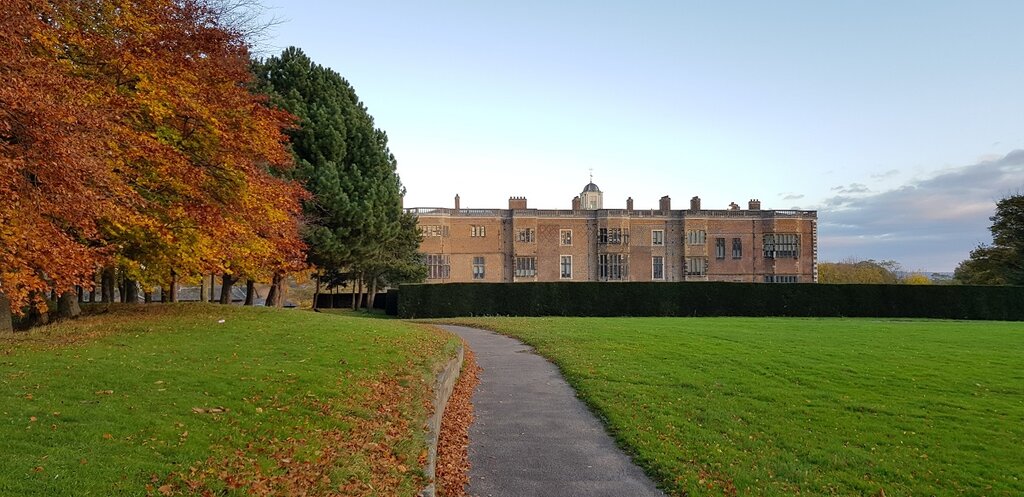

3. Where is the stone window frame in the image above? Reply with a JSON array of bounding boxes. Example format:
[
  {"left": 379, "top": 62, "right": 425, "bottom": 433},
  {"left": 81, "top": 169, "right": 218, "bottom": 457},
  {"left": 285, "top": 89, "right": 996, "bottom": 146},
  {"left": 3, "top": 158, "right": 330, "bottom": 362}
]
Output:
[
  {"left": 472, "top": 256, "right": 485, "bottom": 279},
  {"left": 652, "top": 230, "right": 665, "bottom": 246},
  {"left": 560, "top": 255, "right": 572, "bottom": 279}
]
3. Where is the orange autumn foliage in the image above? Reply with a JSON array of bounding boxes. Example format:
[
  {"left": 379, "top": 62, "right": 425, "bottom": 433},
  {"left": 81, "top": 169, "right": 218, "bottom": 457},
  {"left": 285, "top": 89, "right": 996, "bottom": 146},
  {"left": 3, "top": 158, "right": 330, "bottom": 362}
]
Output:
[{"left": 1, "top": 0, "right": 306, "bottom": 314}]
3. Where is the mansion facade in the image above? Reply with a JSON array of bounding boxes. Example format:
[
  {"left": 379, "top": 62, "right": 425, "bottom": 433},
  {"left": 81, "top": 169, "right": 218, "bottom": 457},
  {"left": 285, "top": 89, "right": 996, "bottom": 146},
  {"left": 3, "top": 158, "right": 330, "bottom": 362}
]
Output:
[{"left": 408, "top": 182, "right": 818, "bottom": 284}]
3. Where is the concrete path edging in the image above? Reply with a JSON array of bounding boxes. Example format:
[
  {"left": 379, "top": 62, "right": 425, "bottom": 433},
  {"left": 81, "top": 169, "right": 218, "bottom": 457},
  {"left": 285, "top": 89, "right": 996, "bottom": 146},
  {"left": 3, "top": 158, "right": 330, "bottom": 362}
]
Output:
[
  {"left": 419, "top": 343, "right": 465, "bottom": 497},
  {"left": 440, "top": 324, "right": 666, "bottom": 497}
]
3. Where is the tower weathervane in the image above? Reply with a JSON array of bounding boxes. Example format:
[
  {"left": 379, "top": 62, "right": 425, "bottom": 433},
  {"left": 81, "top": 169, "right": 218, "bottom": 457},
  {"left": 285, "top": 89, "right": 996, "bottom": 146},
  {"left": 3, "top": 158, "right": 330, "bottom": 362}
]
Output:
[{"left": 589, "top": 168, "right": 593, "bottom": 183}]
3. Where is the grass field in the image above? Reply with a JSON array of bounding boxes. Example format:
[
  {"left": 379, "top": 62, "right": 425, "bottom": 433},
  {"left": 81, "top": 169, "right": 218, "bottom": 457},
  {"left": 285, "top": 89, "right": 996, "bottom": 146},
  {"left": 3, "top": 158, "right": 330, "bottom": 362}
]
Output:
[
  {"left": 441, "top": 317, "right": 1024, "bottom": 497},
  {"left": 1, "top": 304, "right": 458, "bottom": 496}
]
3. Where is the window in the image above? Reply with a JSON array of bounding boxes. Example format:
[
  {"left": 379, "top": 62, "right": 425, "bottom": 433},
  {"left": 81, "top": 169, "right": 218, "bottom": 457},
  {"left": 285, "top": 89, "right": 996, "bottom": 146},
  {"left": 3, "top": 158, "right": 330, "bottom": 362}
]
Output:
[
  {"left": 599, "top": 228, "right": 628, "bottom": 245},
  {"left": 652, "top": 230, "right": 664, "bottom": 246},
  {"left": 421, "top": 225, "right": 449, "bottom": 237},
  {"left": 685, "top": 257, "right": 707, "bottom": 276},
  {"left": 514, "top": 256, "right": 537, "bottom": 277},
  {"left": 715, "top": 238, "right": 726, "bottom": 259},
  {"left": 560, "top": 255, "right": 572, "bottom": 279},
  {"left": 652, "top": 256, "right": 664, "bottom": 280},
  {"left": 560, "top": 229, "right": 573, "bottom": 246},
  {"left": 516, "top": 228, "right": 535, "bottom": 243},
  {"left": 732, "top": 238, "right": 742, "bottom": 259},
  {"left": 763, "top": 234, "right": 800, "bottom": 259},
  {"left": 764, "top": 275, "right": 799, "bottom": 283},
  {"left": 471, "top": 225, "right": 486, "bottom": 237},
  {"left": 426, "top": 254, "right": 450, "bottom": 279},
  {"left": 598, "top": 254, "right": 627, "bottom": 280},
  {"left": 686, "top": 230, "right": 706, "bottom": 245},
  {"left": 472, "top": 256, "right": 485, "bottom": 280}
]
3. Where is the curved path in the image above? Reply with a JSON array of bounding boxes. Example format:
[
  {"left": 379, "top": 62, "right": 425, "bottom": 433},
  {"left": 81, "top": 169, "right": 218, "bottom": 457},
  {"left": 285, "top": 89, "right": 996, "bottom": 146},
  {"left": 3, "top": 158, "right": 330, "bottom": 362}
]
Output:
[{"left": 439, "top": 325, "right": 665, "bottom": 497}]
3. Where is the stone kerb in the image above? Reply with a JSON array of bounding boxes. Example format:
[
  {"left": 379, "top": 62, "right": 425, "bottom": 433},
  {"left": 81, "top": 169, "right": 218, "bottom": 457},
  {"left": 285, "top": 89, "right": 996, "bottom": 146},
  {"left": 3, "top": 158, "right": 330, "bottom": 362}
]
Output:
[{"left": 419, "top": 343, "right": 465, "bottom": 497}]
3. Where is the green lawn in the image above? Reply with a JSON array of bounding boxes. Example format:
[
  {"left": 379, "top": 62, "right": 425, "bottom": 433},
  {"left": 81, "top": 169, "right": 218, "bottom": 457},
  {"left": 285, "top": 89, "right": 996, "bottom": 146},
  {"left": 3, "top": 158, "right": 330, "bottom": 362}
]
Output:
[
  {"left": 1, "top": 304, "right": 458, "bottom": 496},
  {"left": 441, "top": 317, "right": 1024, "bottom": 496}
]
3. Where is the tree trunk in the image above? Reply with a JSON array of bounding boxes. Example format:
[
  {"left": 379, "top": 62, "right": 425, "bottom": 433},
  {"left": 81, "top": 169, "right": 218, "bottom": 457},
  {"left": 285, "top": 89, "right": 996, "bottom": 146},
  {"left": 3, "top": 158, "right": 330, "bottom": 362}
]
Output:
[
  {"left": 160, "top": 286, "right": 168, "bottom": 303},
  {"left": 124, "top": 278, "right": 139, "bottom": 303},
  {"left": 244, "top": 279, "right": 255, "bottom": 306},
  {"left": 56, "top": 291, "right": 81, "bottom": 320},
  {"left": 101, "top": 267, "right": 115, "bottom": 303},
  {"left": 143, "top": 291, "right": 152, "bottom": 303},
  {"left": 77, "top": 286, "right": 84, "bottom": 304},
  {"left": 265, "top": 274, "right": 278, "bottom": 307},
  {"left": 350, "top": 276, "right": 359, "bottom": 310},
  {"left": 199, "top": 276, "right": 206, "bottom": 304},
  {"left": 367, "top": 278, "right": 378, "bottom": 312},
  {"left": 209, "top": 274, "right": 216, "bottom": 302},
  {"left": 89, "top": 275, "right": 97, "bottom": 303},
  {"left": 27, "top": 293, "right": 48, "bottom": 327},
  {"left": 169, "top": 270, "right": 179, "bottom": 303},
  {"left": 265, "top": 272, "right": 285, "bottom": 308},
  {"left": 219, "top": 274, "right": 237, "bottom": 304},
  {"left": 0, "top": 292, "right": 13, "bottom": 333},
  {"left": 312, "top": 274, "right": 321, "bottom": 311},
  {"left": 356, "top": 277, "right": 364, "bottom": 310}
]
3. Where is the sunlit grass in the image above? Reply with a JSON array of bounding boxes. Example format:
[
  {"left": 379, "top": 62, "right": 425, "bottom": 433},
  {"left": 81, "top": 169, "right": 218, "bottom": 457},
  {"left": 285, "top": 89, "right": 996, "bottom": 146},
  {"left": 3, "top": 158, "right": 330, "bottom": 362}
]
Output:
[
  {"left": 1, "top": 304, "right": 458, "bottom": 496},
  {"left": 441, "top": 316, "right": 1024, "bottom": 496}
]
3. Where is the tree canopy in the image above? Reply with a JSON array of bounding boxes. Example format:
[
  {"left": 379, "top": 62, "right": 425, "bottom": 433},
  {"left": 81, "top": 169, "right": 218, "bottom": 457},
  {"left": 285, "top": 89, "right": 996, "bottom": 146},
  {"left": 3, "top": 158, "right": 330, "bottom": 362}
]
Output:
[
  {"left": 2, "top": 0, "right": 306, "bottom": 317},
  {"left": 817, "top": 259, "right": 901, "bottom": 284},
  {"left": 954, "top": 194, "right": 1024, "bottom": 285},
  {"left": 253, "top": 48, "right": 424, "bottom": 303}
]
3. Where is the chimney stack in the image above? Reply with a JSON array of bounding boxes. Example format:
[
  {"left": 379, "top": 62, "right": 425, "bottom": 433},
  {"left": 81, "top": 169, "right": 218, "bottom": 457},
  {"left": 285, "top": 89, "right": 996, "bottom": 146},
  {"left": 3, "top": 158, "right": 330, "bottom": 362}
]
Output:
[
  {"left": 626, "top": 197, "right": 634, "bottom": 212},
  {"left": 572, "top": 196, "right": 581, "bottom": 210},
  {"left": 509, "top": 196, "right": 527, "bottom": 210},
  {"left": 748, "top": 199, "right": 761, "bottom": 210},
  {"left": 690, "top": 196, "right": 701, "bottom": 210},
  {"left": 454, "top": 194, "right": 460, "bottom": 210},
  {"left": 659, "top": 195, "right": 671, "bottom": 214}
]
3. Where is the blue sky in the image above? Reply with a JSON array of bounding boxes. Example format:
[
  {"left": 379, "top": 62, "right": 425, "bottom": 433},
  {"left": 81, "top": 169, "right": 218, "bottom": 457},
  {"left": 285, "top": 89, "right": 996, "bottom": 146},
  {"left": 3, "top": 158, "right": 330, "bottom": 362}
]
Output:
[{"left": 259, "top": 1, "right": 1024, "bottom": 272}]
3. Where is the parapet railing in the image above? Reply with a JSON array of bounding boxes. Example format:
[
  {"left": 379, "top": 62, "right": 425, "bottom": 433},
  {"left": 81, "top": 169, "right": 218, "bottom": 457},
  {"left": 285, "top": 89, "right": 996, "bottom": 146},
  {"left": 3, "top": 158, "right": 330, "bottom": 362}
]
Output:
[{"left": 405, "top": 208, "right": 817, "bottom": 218}]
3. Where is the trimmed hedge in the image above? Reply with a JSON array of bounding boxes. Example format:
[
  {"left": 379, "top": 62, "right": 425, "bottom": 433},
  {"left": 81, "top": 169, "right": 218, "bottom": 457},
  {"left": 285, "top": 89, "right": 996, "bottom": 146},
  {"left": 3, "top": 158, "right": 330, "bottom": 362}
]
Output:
[
  {"left": 385, "top": 289, "right": 400, "bottom": 316},
  {"left": 396, "top": 282, "right": 1024, "bottom": 321},
  {"left": 314, "top": 293, "right": 386, "bottom": 310}
]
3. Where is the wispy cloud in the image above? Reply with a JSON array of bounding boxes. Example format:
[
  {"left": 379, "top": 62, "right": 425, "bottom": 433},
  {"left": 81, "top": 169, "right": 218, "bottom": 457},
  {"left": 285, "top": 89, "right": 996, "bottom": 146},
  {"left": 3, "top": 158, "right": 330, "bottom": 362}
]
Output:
[
  {"left": 830, "top": 183, "right": 870, "bottom": 194},
  {"left": 818, "top": 150, "right": 1024, "bottom": 271},
  {"left": 870, "top": 169, "right": 899, "bottom": 180},
  {"left": 781, "top": 193, "right": 804, "bottom": 200}
]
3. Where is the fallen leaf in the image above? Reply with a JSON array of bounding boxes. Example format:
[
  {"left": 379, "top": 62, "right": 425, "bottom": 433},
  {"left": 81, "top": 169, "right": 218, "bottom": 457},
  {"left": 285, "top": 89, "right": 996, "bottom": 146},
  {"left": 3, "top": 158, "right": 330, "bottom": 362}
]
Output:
[
  {"left": 102, "top": 433, "right": 113, "bottom": 440},
  {"left": 95, "top": 390, "right": 114, "bottom": 395}
]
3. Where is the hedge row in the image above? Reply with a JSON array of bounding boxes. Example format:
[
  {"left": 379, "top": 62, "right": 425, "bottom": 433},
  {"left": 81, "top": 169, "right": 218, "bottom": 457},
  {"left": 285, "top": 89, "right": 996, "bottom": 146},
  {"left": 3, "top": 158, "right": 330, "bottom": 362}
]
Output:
[
  {"left": 395, "top": 282, "right": 1024, "bottom": 321},
  {"left": 314, "top": 293, "right": 386, "bottom": 310}
]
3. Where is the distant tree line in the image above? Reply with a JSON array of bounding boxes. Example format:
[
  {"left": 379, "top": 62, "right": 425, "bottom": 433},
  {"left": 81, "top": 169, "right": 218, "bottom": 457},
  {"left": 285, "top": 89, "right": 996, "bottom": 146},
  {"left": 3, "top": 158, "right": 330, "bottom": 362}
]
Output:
[
  {"left": 817, "top": 259, "right": 935, "bottom": 285},
  {"left": 822, "top": 193, "right": 1024, "bottom": 287},
  {"left": 1, "top": 2, "right": 423, "bottom": 332}
]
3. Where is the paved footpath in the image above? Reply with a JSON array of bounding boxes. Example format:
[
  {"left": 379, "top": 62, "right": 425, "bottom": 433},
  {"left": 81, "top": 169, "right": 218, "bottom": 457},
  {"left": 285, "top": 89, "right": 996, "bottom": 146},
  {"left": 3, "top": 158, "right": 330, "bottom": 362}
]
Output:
[{"left": 439, "top": 325, "right": 666, "bottom": 497}]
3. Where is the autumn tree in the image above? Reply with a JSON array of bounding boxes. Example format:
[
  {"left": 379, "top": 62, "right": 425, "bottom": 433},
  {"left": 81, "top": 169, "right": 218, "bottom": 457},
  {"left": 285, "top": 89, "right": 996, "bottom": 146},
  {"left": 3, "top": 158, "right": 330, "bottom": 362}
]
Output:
[
  {"left": 818, "top": 259, "right": 900, "bottom": 284},
  {"left": 2, "top": 0, "right": 306, "bottom": 329},
  {"left": 2, "top": 0, "right": 121, "bottom": 321}
]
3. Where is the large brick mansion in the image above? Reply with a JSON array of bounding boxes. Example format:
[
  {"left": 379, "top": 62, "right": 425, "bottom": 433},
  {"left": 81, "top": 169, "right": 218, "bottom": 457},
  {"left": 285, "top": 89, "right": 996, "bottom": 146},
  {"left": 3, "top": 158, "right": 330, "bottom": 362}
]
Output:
[{"left": 408, "top": 181, "right": 818, "bottom": 283}]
